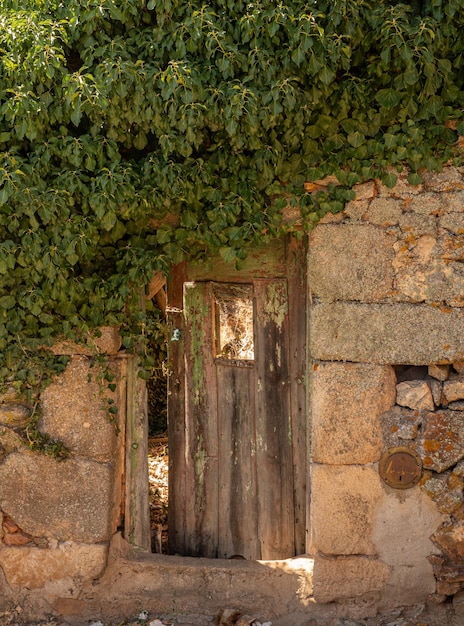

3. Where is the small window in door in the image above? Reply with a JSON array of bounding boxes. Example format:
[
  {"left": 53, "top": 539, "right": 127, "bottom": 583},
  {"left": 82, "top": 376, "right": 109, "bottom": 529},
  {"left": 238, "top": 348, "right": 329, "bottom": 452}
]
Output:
[{"left": 213, "top": 284, "right": 254, "bottom": 361}]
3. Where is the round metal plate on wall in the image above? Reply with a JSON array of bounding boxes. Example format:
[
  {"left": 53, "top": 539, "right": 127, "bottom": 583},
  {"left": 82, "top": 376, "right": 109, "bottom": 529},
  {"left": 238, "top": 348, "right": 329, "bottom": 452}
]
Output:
[{"left": 379, "top": 446, "right": 423, "bottom": 489}]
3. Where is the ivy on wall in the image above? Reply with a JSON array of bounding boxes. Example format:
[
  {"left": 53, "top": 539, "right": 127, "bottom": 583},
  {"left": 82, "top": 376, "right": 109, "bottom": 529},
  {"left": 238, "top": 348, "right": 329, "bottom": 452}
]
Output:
[{"left": 1, "top": 0, "right": 464, "bottom": 391}]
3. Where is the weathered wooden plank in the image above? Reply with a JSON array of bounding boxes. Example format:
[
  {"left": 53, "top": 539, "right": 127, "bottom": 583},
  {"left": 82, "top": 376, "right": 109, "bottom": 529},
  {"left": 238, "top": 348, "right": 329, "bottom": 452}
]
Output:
[
  {"left": 167, "top": 262, "right": 187, "bottom": 555},
  {"left": 217, "top": 365, "right": 259, "bottom": 559},
  {"left": 112, "top": 357, "right": 127, "bottom": 536},
  {"left": 187, "top": 240, "right": 287, "bottom": 282},
  {"left": 182, "top": 281, "right": 219, "bottom": 557},
  {"left": 286, "top": 236, "right": 308, "bottom": 555},
  {"left": 124, "top": 356, "right": 151, "bottom": 551},
  {"left": 146, "top": 271, "right": 166, "bottom": 300},
  {"left": 254, "top": 279, "right": 295, "bottom": 559}
]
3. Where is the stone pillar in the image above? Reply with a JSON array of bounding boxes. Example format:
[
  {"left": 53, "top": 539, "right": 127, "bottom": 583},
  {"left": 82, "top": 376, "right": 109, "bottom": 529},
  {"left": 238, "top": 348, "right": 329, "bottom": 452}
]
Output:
[{"left": 0, "top": 328, "right": 125, "bottom": 620}]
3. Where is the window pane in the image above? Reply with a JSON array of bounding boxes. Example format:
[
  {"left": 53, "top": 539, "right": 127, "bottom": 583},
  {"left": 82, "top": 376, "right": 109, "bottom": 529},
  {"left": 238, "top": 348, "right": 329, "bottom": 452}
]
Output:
[{"left": 214, "top": 285, "right": 254, "bottom": 361}]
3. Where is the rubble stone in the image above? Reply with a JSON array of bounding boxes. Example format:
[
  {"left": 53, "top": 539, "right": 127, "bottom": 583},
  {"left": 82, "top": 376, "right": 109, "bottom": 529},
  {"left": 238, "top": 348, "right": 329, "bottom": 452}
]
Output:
[
  {"left": 422, "top": 168, "right": 464, "bottom": 192},
  {"left": 453, "top": 459, "right": 464, "bottom": 477},
  {"left": 381, "top": 407, "right": 423, "bottom": 448},
  {"left": 396, "top": 380, "right": 434, "bottom": 411},
  {"left": 448, "top": 401, "right": 464, "bottom": 410},
  {"left": 432, "top": 521, "right": 464, "bottom": 563},
  {"left": 397, "top": 423, "right": 419, "bottom": 440},
  {"left": 440, "top": 212, "right": 464, "bottom": 235},
  {"left": 430, "top": 379, "right": 443, "bottom": 406},
  {"left": 344, "top": 199, "right": 369, "bottom": 220},
  {"left": 366, "top": 198, "right": 403, "bottom": 226},
  {"left": 453, "top": 589, "right": 464, "bottom": 614},
  {"left": 40, "top": 356, "right": 119, "bottom": 462},
  {"left": 353, "top": 181, "right": 376, "bottom": 201},
  {"left": 436, "top": 581, "right": 462, "bottom": 596},
  {"left": 428, "top": 364, "right": 451, "bottom": 381},
  {"left": 407, "top": 193, "right": 443, "bottom": 215},
  {"left": 398, "top": 213, "right": 437, "bottom": 237},
  {"left": 0, "top": 404, "right": 30, "bottom": 428},
  {"left": 438, "top": 231, "right": 464, "bottom": 262},
  {"left": 0, "top": 426, "right": 25, "bottom": 455},
  {"left": 49, "top": 325, "right": 121, "bottom": 356},
  {"left": 419, "top": 410, "right": 464, "bottom": 472},
  {"left": 442, "top": 376, "right": 464, "bottom": 404},
  {"left": 395, "top": 257, "right": 464, "bottom": 306},
  {"left": 421, "top": 474, "right": 463, "bottom": 514}
]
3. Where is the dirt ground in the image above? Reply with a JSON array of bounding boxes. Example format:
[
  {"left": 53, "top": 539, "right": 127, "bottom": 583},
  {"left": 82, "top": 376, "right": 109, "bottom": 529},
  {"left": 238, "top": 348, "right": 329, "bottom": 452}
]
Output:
[{"left": 2, "top": 608, "right": 462, "bottom": 626}]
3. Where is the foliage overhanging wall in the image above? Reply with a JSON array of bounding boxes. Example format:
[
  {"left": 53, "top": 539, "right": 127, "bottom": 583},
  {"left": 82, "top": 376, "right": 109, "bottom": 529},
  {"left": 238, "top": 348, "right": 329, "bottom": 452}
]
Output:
[{"left": 1, "top": 0, "right": 464, "bottom": 390}]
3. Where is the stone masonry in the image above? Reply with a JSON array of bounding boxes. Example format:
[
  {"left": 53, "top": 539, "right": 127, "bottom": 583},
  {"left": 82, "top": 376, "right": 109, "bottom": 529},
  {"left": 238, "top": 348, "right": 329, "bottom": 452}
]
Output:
[
  {"left": 4, "top": 169, "right": 464, "bottom": 623},
  {"left": 0, "top": 329, "right": 124, "bottom": 617},
  {"left": 309, "top": 167, "right": 464, "bottom": 618}
]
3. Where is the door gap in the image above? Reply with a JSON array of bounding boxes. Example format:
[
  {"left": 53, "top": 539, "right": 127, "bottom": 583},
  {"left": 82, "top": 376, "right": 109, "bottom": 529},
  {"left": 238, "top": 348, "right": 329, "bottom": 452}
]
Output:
[{"left": 147, "top": 358, "right": 169, "bottom": 554}]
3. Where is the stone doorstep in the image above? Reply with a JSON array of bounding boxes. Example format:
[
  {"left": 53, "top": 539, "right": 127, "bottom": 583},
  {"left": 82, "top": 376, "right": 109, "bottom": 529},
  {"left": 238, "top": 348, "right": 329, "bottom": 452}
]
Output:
[
  {"left": 3, "top": 550, "right": 460, "bottom": 626},
  {"left": 73, "top": 551, "right": 315, "bottom": 625}
]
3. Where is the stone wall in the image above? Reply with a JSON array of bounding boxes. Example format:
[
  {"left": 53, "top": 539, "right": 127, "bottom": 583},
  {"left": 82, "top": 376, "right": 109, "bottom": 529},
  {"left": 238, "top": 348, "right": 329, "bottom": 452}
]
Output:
[
  {"left": 0, "top": 329, "right": 125, "bottom": 618},
  {"left": 3, "top": 169, "right": 464, "bottom": 623},
  {"left": 309, "top": 167, "right": 464, "bottom": 618}
]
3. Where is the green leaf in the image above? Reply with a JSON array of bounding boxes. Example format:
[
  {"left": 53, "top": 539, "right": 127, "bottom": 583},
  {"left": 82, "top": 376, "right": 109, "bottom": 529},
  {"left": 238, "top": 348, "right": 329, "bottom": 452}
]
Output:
[
  {"left": 66, "top": 253, "right": 79, "bottom": 266},
  {"left": 308, "top": 54, "right": 323, "bottom": 75},
  {"left": 403, "top": 67, "right": 419, "bottom": 86},
  {"left": 424, "top": 96, "right": 443, "bottom": 117},
  {"left": 407, "top": 172, "right": 423, "bottom": 186},
  {"left": 101, "top": 211, "right": 117, "bottom": 231},
  {"left": 156, "top": 227, "right": 172, "bottom": 245},
  {"left": 134, "top": 132, "right": 148, "bottom": 150},
  {"left": 180, "top": 211, "right": 198, "bottom": 229},
  {"left": 0, "top": 296, "right": 16, "bottom": 310},
  {"left": 383, "top": 134, "right": 397, "bottom": 149},
  {"left": 219, "top": 247, "right": 237, "bottom": 263},
  {"left": 376, "top": 89, "right": 401, "bottom": 108},
  {"left": 319, "top": 66, "right": 336, "bottom": 85},
  {"left": 291, "top": 46, "right": 305, "bottom": 66},
  {"left": 0, "top": 188, "right": 9, "bottom": 205},
  {"left": 383, "top": 172, "right": 398, "bottom": 188},
  {"left": 70, "top": 104, "right": 82, "bottom": 127},
  {"left": 347, "top": 131, "right": 365, "bottom": 148}
]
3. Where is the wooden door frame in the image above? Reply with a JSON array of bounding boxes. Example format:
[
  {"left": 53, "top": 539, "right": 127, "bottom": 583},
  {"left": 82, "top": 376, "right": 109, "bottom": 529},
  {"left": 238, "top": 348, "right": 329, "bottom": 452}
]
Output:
[
  {"left": 166, "top": 235, "right": 310, "bottom": 558},
  {"left": 123, "top": 355, "right": 151, "bottom": 551}
]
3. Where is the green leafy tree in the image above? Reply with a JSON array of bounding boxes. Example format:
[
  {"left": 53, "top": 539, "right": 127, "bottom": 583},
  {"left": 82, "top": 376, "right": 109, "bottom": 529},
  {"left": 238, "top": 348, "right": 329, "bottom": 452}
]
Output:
[{"left": 1, "top": 0, "right": 464, "bottom": 391}]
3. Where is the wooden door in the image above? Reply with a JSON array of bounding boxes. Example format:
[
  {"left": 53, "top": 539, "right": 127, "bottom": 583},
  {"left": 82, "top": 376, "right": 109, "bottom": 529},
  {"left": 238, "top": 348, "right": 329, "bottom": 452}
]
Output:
[{"left": 168, "top": 238, "right": 307, "bottom": 559}]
